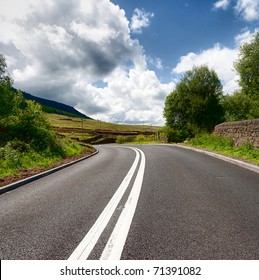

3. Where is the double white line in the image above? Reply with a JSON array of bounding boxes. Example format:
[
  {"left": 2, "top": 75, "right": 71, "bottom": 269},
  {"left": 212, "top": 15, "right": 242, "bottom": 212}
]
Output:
[{"left": 68, "top": 147, "right": 146, "bottom": 260}]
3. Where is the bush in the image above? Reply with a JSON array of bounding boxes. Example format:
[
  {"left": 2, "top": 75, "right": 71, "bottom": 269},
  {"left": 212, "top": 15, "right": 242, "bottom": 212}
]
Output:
[
  {"left": 116, "top": 135, "right": 125, "bottom": 144},
  {"left": 161, "top": 126, "right": 189, "bottom": 143},
  {"left": 0, "top": 137, "right": 84, "bottom": 178},
  {"left": 116, "top": 135, "right": 136, "bottom": 144},
  {"left": 135, "top": 135, "right": 145, "bottom": 142},
  {"left": 0, "top": 142, "right": 22, "bottom": 169},
  {"left": 0, "top": 55, "right": 89, "bottom": 178},
  {"left": 188, "top": 134, "right": 234, "bottom": 150},
  {"left": 0, "top": 98, "right": 66, "bottom": 156},
  {"left": 187, "top": 133, "right": 259, "bottom": 164}
]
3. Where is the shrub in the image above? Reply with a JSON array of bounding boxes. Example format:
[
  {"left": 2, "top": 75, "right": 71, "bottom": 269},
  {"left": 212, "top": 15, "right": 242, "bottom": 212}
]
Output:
[
  {"left": 187, "top": 133, "right": 259, "bottom": 163},
  {"left": 116, "top": 135, "right": 125, "bottom": 144},
  {"left": 135, "top": 135, "right": 145, "bottom": 142},
  {"left": 116, "top": 135, "right": 136, "bottom": 144},
  {"left": 188, "top": 133, "right": 234, "bottom": 150}
]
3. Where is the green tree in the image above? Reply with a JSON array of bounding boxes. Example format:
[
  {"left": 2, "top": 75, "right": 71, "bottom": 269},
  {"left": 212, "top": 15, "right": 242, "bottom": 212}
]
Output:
[
  {"left": 0, "top": 85, "right": 23, "bottom": 119},
  {"left": 0, "top": 54, "right": 13, "bottom": 86},
  {"left": 164, "top": 65, "right": 224, "bottom": 142},
  {"left": 0, "top": 55, "right": 22, "bottom": 120},
  {"left": 235, "top": 32, "right": 259, "bottom": 99},
  {"left": 0, "top": 54, "right": 63, "bottom": 154},
  {"left": 221, "top": 91, "right": 259, "bottom": 121},
  {"left": 226, "top": 32, "right": 259, "bottom": 120},
  {"left": 0, "top": 54, "right": 8, "bottom": 81},
  {"left": 15, "top": 100, "right": 62, "bottom": 152}
]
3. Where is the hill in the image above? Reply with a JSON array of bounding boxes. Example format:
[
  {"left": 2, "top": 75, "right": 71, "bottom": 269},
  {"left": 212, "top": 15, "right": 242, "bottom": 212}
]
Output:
[
  {"left": 13, "top": 88, "right": 91, "bottom": 119},
  {"left": 46, "top": 113, "right": 161, "bottom": 144},
  {"left": 10, "top": 88, "right": 162, "bottom": 144}
]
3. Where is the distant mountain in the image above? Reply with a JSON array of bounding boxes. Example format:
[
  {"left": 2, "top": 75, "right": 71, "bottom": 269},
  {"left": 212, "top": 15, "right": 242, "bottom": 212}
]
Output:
[{"left": 14, "top": 89, "right": 91, "bottom": 119}]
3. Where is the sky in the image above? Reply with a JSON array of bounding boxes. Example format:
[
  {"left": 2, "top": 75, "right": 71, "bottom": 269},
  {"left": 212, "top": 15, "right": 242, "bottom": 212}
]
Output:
[{"left": 0, "top": 0, "right": 258, "bottom": 125}]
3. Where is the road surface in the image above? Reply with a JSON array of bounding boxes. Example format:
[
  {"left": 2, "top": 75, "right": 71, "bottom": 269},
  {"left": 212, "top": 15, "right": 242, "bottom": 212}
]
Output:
[{"left": 0, "top": 144, "right": 259, "bottom": 259}]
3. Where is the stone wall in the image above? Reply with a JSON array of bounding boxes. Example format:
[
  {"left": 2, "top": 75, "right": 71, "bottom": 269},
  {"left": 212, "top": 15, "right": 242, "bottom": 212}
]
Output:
[{"left": 214, "top": 119, "right": 259, "bottom": 148}]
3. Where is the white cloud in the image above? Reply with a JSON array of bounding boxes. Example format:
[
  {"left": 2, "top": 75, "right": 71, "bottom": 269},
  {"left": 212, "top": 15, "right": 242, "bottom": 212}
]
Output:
[
  {"left": 235, "top": 0, "right": 259, "bottom": 21},
  {"left": 214, "top": 0, "right": 230, "bottom": 10},
  {"left": 173, "top": 44, "right": 239, "bottom": 93},
  {"left": 69, "top": 21, "right": 118, "bottom": 44},
  {"left": 213, "top": 0, "right": 259, "bottom": 21},
  {"left": 0, "top": 0, "right": 35, "bottom": 20},
  {"left": 234, "top": 28, "right": 258, "bottom": 45},
  {"left": 172, "top": 28, "right": 258, "bottom": 94},
  {"left": 5, "top": 55, "right": 17, "bottom": 67},
  {"left": 147, "top": 57, "right": 163, "bottom": 70},
  {"left": 13, "top": 65, "right": 37, "bottom": 81},
  {"left": 0, "top": 0, "right": 172, "bottom": 125},
  {"left": 130, "top": 8, "right": 154, "bottom": 34},
  {"left": 73, "top": 64, "right": 175, "bottom": 125}
]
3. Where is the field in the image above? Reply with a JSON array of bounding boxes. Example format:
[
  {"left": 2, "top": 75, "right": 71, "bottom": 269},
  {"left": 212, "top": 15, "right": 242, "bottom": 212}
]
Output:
[{"left": 46, "top": 114, "right": 162, "bottom": 144}]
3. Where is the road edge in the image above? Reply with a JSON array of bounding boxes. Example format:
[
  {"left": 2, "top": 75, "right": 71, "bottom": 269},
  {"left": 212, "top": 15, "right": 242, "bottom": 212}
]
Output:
[
  {"left": 0, "top": 150, "right": 99, "bottom": 195},
  {"left": 171, "top": 144, "right": 259, "bottom": 174}
]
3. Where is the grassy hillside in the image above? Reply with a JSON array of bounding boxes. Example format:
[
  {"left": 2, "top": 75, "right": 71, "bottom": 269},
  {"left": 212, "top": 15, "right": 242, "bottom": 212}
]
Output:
[
  {"left": 13, "top": 88, "right": 91, "bottom": 119},
  {"left": 0, "top": 89, "right": 160, "bottom": 184},
  {"left": 46, "top": 113, "right": 161, "bottom": 144},
  {"left": 0, "top": 89, "right": 95, "bottom": 184},
  {"left": 13, "top": 88, "right": 162, "bottom": 144}
]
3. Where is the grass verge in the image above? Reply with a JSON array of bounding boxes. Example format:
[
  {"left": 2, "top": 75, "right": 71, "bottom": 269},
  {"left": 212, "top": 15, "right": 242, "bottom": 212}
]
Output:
[
  {"left": 0, "top": 138, "right": 95, "bottom": 181},
  {"left": 185, "top": 133, "right": 259, "bottom": 165}
]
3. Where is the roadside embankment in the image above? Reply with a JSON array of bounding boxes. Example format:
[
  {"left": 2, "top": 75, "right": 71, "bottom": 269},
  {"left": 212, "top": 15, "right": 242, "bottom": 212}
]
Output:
[
  {"left": 214, "top": 119, "right": 259, "bottom": 148},
  {"left": 0, "top": 145, "right": 96, "bottom": 189}
]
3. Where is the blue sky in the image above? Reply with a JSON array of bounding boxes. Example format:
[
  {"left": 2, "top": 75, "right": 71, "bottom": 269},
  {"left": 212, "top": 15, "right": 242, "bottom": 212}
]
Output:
[
  {"left": 0, "top": 0, "right": 258, "bottom": 125},
  {"left": 114, "top": 0, "right": 257, "bottom": 81},
  {"left": 115, "top": 1, "right": 239, "bottom": 64}
]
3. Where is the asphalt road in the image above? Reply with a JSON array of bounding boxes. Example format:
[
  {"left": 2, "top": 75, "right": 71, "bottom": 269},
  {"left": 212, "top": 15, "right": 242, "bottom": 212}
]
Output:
[{"left": 0, "top": 144, "right": 259, "bottom": 260}]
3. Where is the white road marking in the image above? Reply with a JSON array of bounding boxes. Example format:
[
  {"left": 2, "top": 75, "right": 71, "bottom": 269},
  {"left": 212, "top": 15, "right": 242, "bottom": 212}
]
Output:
[
  {"left": 68, "top": 147, "right": 140, "bottom": 260},
  {"left": 100, "top": 148, "right": 146, "bottom": 260}
]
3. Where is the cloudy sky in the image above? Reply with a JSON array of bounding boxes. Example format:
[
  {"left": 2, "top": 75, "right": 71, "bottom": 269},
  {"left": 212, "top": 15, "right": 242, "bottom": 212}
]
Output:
[{"left": 0, "top": 0, "right": 258, "bottom": 125}]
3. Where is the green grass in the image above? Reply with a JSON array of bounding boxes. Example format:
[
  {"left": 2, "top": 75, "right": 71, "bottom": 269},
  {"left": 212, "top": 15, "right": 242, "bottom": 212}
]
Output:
[
  {"left": 0, "top": 138, "right": 87, "bottom": 179},
  {"left": 46, "top": 113, "right": 161, "bottom": 143},
  {"left": 0, "top": 113, "right": 160, "bottom": 180},
  {"left": 46, "top": 113, "right": 160, "bottom": 133},
  {"left": 185, "top": 133, "right": 259, "bottom": 164}
]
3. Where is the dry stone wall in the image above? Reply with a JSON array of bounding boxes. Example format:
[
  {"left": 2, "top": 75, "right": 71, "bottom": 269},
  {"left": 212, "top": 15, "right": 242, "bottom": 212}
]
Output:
[{"left": 214, "top": 119, "right": 259, "bottom": 148}]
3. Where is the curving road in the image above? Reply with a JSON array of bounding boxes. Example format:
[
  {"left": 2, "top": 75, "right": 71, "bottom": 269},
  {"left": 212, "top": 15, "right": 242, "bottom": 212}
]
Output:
[{"left": 0, "top": 144, "right": 259, "bottom": 260}]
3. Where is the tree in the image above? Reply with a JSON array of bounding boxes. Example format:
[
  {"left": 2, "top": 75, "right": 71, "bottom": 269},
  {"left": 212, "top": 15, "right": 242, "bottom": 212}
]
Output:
[
  {"left": 164, "top": 65, "right": 224, "bottom": 142},
  {"left": 0, "top": 55, "right": 23, "bottom": 119},
  {"left": 221, "top": 91, "right": 259, "bottom": 121},
  {"left": 235, "top": 32, "right": 259, "bottom": 99},
  {"left": 0, "top": 54, "right": 13, "bottom": 85},
  {"left": 0, "top": 54, "right": 7, "bottom": 80},
  {"left": 16, "top": 100, "right": 61, "bottom": 152},
  {"left": 0, "top": 54, "right": 63, "bottom": 154},
  {"left": 228, "top": 31, "right": 259, "bottom": 120}
]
